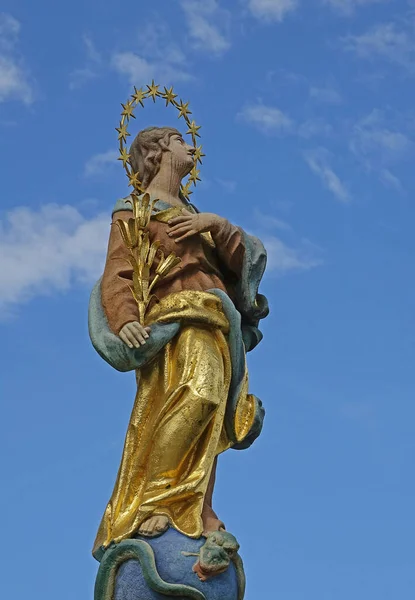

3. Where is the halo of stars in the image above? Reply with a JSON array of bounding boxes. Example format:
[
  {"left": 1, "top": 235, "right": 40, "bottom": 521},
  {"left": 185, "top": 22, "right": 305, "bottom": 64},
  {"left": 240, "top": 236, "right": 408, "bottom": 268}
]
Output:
[{"left": 116, "top": 81, "right": 205, "bottom": 201}]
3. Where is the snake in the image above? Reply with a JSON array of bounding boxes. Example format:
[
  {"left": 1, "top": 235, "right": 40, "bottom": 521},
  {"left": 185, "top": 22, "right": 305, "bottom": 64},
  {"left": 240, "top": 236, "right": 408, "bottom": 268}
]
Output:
[
  {"left": 94, "top": 539, "right": 206, "bottom": 600},
  {"left": 197, "top": 532, "right": 246, "bottom": 600},
  {"left": 183, "top": 531, "right": 246, "bottom": 600}
]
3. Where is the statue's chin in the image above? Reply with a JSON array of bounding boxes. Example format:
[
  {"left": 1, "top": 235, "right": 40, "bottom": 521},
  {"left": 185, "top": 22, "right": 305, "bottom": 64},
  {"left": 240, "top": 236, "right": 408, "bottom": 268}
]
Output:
[
  {"left": 174, "top": 157, "right": 195, "bottom": 181},
  {"left": 183, "top": 162, "right": 194, "bottom": 178}
]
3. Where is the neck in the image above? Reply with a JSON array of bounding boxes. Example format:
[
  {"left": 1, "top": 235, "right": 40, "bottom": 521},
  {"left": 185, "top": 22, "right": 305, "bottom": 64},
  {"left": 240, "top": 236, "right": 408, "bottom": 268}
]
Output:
[{"left": 145, "top": 160, "right": 184, "bottom": 207}]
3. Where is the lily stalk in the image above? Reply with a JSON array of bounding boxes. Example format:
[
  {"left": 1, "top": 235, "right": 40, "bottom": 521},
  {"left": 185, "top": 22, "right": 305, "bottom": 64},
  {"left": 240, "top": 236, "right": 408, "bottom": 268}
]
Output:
[{"left": 116, "top": 192, "right": 181, "bottom": 324}]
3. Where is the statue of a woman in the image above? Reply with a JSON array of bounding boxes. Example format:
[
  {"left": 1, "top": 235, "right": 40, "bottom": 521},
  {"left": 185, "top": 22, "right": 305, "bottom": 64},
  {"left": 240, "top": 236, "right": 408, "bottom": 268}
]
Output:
[{"left": 89, "top": 125, "right": 269, "bottom": 568}]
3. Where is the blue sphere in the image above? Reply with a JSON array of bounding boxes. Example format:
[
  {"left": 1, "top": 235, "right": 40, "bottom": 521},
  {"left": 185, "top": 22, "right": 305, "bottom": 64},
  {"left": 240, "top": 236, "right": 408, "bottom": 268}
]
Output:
[{"left": 114, "top": 528, "right": 240, "bottom": 600}]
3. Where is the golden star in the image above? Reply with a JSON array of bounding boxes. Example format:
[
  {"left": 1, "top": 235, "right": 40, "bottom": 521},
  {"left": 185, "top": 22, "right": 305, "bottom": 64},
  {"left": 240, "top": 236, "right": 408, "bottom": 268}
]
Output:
[
  {"left": 128, "top": 171, "right": 143, "bottom": 190},
  {"left": 181, "top": 181, "right": 193, "bottom": 200},
  {"left": 131, "top": 86, "right": 146, "bottom": 107},
  {"left": 116, "top": 123, "right": 130, "bottom": 144},
  {"left": 118, "top": 147, "right": 131, "bottom": 168},
  {"left": 186, "top": 120, "right": 201, "bottom": 138},
  {"left": 194, "top": 145, "right": 205, "bottom": 165},
  {"left": 189, "top": 166, "right": 201, "bottom": 186},
  {"left": 177, "top": 99, "right": 192, "bottom": 120},
  {"left": 163, "top": 86, "right": 178, "bottom": 107},
  {"left": 121, "top": 100, "right": 136, "bottom": 121},
  {"left": 146, "top": 80, "right": 160, "bottom": 102}
]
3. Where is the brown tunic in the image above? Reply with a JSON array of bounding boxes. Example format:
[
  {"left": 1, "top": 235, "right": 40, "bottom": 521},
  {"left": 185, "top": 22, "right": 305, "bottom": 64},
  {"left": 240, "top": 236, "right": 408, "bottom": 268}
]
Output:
[{"left": 101, "top": 209, "right": 245, "bottom": 334}]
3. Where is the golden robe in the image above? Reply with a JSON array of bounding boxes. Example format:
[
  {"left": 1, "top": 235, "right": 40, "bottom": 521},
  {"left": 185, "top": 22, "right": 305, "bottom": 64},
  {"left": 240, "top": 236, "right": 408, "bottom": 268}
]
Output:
[{"left": 93, "top": 206, "right": 254, "bottom": 557}]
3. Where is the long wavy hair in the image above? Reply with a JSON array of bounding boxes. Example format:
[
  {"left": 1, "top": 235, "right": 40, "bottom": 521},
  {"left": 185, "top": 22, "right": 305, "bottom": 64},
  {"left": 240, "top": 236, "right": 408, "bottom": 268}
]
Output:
[{"left": 129, "top": 126, "right": 181, "bottom": 190}]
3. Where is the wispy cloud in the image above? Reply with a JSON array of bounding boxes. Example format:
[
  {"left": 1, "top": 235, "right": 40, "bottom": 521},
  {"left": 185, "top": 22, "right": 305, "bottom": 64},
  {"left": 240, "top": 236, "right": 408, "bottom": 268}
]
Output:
[
  {"left": 180, "top": 0, "right": 231, "bottom": 55},
  {"left": 84, "top": 150, "right": 119, "bottom": 178},
  {"left": 111, "top": 22, "right": 192, "bottom": 85},
  {"left": 350, "top": 109, "right": 413, "bottom": 189},
  {"left": 0, "top": 13, "right": 33, "bottom": 104},
  {"left": 70, "top": 23, "right": 192, "bottom": 90},
  {"left": 309, "top": 85, "right": 343, "bottom": 104},
  {"left": 69, "top": 35, "right": 102, "bottom": 90},
  {"left": 351, "top": 110, "right": 412, "bottom": 162},
  {"left": 0, "top": 204, "right": 109, "bottom": 316},
  {"left": 262, "top": 235, "right": 323, "bottom": 273},
  {"left": 238, "top": 103, "right": 294, "bottom": 134},
  {"left": 305, "top": 148, "right": 351, "bottom": 202},
  {"left": 0, "top": 13, "right": 20, "bottom": 49},
  {"left": 216, "top": 179, "right": 237, "bottom": 193},
  {"left": 246, "top": 0, "right": 299, "bottom": 22},
  {"left": 111, "top": 52, "right": 191, "bottom": 86},
  {"left": 268, "top": 69, "right": 344, "bottom": 107},
  {"left": 342, "top": 21, "right": 415, "bottom": 72},
  {"left": 137, "top": 22, "right": 188, "bottom": 65},
  {"left": 298, "top": 118, "right": 333, "bottom": 139},
  {"left": 250, "top": 210, "right": 323, "bottom": 274},
  {"left": 323, "top": 0, "right": 390, "bottom": 16},
  {"left": 254, "top": 209, "right": 293, "bottom": 232},
  {"left": 379, "top": 168, "right": 403, "bottom": 191},
  {"left": 238, "top": 101, "right": 332, "bottom": 139}
]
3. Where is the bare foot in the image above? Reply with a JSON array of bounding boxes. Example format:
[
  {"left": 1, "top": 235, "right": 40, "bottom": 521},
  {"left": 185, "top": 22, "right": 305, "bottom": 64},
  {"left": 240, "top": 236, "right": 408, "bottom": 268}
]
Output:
[
  {"left": 202, "top": 504, "right": 225, "bottom": 535},
  {"left": 138, "top": 515, "right": 169, "bottom": 537}
]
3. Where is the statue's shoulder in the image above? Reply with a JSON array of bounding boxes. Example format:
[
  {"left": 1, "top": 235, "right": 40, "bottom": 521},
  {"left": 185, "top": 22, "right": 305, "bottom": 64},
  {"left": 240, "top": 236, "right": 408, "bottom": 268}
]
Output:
[
  {"left": 112, "top": 196, "right": 133, "bottom": 216},
  {"left": 112, "top": 196, "right": 199, "bottom": 217}
]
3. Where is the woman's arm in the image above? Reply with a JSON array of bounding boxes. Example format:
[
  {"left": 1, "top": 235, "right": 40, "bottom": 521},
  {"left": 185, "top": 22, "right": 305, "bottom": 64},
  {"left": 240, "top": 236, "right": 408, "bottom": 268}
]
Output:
[
  {"left": 167, "top": 212, "right": 246, "bottom": 276},
  {"left": 101, "top": 210, "right": 140, "bottom": 335}
]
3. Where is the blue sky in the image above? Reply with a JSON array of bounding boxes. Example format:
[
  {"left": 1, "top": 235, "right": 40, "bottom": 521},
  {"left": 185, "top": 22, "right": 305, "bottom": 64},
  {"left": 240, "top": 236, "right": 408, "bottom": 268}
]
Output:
[{"left": 1, "top": 1, "right": 414, "bottom": 598}]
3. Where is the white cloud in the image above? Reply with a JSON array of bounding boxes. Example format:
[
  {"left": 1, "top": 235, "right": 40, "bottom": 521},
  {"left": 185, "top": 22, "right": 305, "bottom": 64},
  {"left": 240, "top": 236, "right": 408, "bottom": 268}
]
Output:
[
  {"left": 298, "top": 118, "right": 333, "bottom": 139},
  {"left": 309, "top": 85, "right": 343, "bottom": 104},
  {"left": 238, "top": 101, "right": 332, "bottom": 140},
  {"left": 238, "top": 103, "right": 294, "bottom": 134},
  {"left": 69, "top": 35, "right": 102, "bottom": 90},
  {"left": 251, "top": 211, "right": 322, "bottom": 273},
  {"left": 83, "top": 34, "right": 101, "bottom": 64},
  {"left": 111, "top": 23, "right": 192, "bottom": 86},
  {"left": 351, "top": 110, "right": 411, "bottom": 161},
  {"left": 350, "top": 109, "right": 412, "bottom": 189},
  {"left": 262, "top": 235, "right": 322, "bottom": 273},
  {"left": 0, "top": 13, "right": 20, "bottom": 49},
  {"left": 246, "top": 0, "right": 299, "bottom": 22},
  {"left": 305, "top": 148, "right": 350, "bottom": 202},
  {"left": 111, "top": 51, "right": 191, "bottom": 86},
  {"left": 0, "top": 13, "right": 33, "bottom": 104},
  {"left": 216, "top": 179, "right": 237, "bottom": 193},
  {"left": 72, "top": 23, "right": 192, "bottom": 90},
  {"left": 379, "top": 168, "right": 403, "bottom": 191},
  {"left": 342, "top": 22, "right": 415, "bottom": 72},
  {"left": 0, "top": 204, "right": 109, "bottom": 316},
  {"left": 111, "top": 52, "right": 153, "bottom": 84},
  {"left": 254, "top": 209, "right": 292, "bottom": 231},
  {"left": 84, "top": 150, "right": 119, "bottom": 177},
  {"left": 0, "top": 56, "right": 33, "bottom": 104},
  {"left": 324, "top": 0, "right": 390, "bottom": 16},
  {"left": 137, "top": 22, "right": 188, "bottom": 66},
  {"left": 181, "top": 0, "right": 231, "bottom": 55}
]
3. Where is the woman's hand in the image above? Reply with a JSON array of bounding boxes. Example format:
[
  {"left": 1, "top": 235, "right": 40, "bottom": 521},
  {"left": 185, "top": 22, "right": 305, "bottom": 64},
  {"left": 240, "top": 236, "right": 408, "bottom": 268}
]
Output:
[
  {"left": 119, "top": 322, "right": 151, "bottom": 348},
  {"left": 167, "top": 212, "right": 225, "bottom": 243}
]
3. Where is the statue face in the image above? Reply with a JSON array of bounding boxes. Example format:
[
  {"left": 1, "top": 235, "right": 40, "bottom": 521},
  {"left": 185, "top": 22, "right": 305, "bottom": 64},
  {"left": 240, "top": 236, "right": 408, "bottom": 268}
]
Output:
[{"left": 167, "top": 134, "right": 195, "bottom": 176}]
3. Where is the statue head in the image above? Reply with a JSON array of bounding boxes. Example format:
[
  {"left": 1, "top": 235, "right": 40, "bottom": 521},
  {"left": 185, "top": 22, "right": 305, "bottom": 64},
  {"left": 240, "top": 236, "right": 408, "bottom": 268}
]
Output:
[{"left": 129, "top": 126, "right": 195, "bottom": 190}]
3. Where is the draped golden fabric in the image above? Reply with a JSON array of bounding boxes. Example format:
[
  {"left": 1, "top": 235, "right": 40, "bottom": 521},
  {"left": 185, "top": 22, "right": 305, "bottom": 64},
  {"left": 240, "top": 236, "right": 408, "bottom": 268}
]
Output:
[{"left": 93, "top": 292, "right": 254, "bottom": 556}]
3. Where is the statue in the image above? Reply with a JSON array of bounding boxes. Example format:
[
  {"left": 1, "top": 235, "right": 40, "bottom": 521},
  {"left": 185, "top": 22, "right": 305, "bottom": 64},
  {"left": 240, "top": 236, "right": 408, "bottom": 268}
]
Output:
[{"left": 89, "top": 82, "right": 269, "bottom": 600}]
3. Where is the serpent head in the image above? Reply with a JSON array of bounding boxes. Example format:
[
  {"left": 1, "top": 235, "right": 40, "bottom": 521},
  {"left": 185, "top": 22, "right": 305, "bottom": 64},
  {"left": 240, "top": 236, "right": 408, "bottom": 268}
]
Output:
[{"left": 193, "top": 531, "right": 240, "bottom": 581}]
